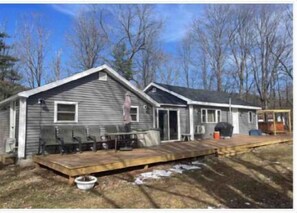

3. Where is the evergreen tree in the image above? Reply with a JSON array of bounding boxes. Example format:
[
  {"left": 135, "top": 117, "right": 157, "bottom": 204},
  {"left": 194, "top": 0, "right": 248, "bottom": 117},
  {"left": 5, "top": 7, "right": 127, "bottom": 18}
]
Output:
[
  {"left": 0, "top": 32, "right": 23, "bottom": 100},
  {"left": 111, "top": 43, "right": 133, "bottom": 80}
]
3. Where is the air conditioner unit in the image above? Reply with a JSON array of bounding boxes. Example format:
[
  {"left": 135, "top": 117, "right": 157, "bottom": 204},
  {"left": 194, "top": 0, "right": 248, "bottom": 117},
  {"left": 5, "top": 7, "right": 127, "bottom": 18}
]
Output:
[
  {"left": 196, "top": 125, "right": 205, "bottom": 134},
  {"left": 5, "top": 138, "right": 16, "bottom": 153}
]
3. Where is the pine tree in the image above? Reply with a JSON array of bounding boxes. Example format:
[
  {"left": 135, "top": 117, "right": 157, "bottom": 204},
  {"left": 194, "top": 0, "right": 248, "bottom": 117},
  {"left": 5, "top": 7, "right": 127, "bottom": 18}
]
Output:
[
  {"left": 111, "top": 43, "right": 133, "bottom": 80},
  {"left": 0, "top": 32, "right": 23, "bottom": 101}
]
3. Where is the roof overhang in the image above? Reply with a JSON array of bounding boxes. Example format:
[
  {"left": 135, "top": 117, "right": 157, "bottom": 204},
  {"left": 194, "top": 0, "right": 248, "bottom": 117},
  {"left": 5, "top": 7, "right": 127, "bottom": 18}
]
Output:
[
  {"left": 0, "top": 64, "right": 160, "bottom": 107},
  {"left": 144, "top": 82, "right": 261, "bottom": 110}
]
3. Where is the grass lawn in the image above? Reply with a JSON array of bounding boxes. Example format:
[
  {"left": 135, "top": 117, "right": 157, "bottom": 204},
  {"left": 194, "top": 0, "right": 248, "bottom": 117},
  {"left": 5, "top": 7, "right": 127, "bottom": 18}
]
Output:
[{"left": 0, "top": 142, "right": 292, "bottom": 208}]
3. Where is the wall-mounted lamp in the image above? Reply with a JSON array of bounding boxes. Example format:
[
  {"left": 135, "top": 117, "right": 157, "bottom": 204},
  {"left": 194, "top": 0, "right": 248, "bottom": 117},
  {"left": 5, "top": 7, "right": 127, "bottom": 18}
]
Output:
[{"left": 38, "top": 98, "right": 45, "bottom": 105}]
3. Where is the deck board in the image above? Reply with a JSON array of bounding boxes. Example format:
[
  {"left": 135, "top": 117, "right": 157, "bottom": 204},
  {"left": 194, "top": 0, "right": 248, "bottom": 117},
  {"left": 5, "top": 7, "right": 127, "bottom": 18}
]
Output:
[{"left": 33, "top": 134, "right": 292, "bottom": 179}]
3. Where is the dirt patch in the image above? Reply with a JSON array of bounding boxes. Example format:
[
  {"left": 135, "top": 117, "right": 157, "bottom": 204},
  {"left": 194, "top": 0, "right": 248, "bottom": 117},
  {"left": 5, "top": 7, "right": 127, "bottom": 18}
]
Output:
[{"left": 0, "top": 142, "right": 292, "bottom": 208}]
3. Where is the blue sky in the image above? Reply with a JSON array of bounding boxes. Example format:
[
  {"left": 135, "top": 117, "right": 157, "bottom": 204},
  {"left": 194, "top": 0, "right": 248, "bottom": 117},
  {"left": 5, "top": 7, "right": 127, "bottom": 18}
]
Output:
[{"left": 0, "top": 4, "right": 204, "bottom": 69}]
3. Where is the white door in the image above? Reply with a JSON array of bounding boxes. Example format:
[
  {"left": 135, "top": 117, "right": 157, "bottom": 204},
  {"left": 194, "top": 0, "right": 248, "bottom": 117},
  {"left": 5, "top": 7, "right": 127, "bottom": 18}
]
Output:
[{"left": 232, "top": 108, "right": 239, "bottom": 134}]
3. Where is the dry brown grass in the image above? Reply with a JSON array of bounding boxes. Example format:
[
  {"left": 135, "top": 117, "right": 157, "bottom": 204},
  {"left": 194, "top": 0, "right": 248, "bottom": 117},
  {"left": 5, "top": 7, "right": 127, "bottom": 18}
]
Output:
[{"left": 0, "top": 142, "right": 292, "bottom": 208}]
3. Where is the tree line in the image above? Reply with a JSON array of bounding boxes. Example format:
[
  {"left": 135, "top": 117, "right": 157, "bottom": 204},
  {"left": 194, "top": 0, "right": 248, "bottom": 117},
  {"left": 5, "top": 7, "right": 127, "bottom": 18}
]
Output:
[{"left": 0, "top": 4, "right": 292, "bottom": 110}]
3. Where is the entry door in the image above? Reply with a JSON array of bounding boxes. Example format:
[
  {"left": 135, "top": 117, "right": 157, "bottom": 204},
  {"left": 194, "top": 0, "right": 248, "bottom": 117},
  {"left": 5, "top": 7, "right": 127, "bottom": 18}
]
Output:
[
  {"left": 232, "top": 108, "right": 239, "bottom": 134},
  {"left": 158, "top": 109, "right": 179, "bottom": 141}
]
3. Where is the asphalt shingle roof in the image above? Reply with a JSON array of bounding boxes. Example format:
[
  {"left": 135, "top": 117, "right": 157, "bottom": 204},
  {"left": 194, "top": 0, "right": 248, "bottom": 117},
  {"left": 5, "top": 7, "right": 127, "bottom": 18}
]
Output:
[
  {"left": 151, "top": 83, "right": 259, "bottom": 107},
  {"left": 146, "top": 87, "right": 187, "bottom": 105}
]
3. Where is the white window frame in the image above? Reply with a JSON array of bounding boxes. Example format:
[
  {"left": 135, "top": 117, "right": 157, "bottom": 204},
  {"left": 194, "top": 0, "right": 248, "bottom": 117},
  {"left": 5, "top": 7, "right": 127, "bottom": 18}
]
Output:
[
  {"left": 248, "top": 111, "right": 253, "bottom": 123},
  {"left": 201, "top": 108, "right": 221, "bottom": 123},
  {"left": 216, "top": 109, "right": 222, "bottom": 123},
  {"left": 54, "top": 101, "right": 78, "bottom": 123},
  {"left": 130, "top": 106, "right": 139, "bottom": 122}
]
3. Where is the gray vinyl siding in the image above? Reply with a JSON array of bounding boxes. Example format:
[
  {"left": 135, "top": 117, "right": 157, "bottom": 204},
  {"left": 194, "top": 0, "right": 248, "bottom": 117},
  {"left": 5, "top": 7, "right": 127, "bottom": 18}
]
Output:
[
  {"left": 0, "top": 107, "right": 10, "bottom": 154},
  {"left": 238, "top": 109, "right": 257, "bottom": 134},
  {"left": 180, "top": 107, "right": 189, "bottom": 134},
  {"left": 25, "top": 71, "right": 154, "bottom": 156},
  {"left": 193, "top": 106, "right": 229, "bottom": 139}
]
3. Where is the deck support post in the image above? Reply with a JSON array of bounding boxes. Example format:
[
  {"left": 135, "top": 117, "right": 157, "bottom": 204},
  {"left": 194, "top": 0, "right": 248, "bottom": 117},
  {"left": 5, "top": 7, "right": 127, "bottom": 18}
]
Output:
[
  {"left": 273, "top": 112, "right": 276, "bottom": 135},
  {"left": 144, "top": 164, "right": 149, "bottom": 169},
  {"left": 68, "top": 176, "right": 75, "bottom": 186},
  {"left": 288, "top": 111, "right": 292, "bottom": 133}
]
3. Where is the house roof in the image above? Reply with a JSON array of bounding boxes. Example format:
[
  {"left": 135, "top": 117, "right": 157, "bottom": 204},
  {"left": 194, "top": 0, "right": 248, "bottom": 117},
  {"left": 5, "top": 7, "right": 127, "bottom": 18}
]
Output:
[
  {"left": 146, "top": 87, "right": 187, "bottom": 106},
  {"left": 144, "top": 82, "right": 261, "bottom": 110},
  {"left": 0, "top": 64, "right": 160, "bottom": 107}
]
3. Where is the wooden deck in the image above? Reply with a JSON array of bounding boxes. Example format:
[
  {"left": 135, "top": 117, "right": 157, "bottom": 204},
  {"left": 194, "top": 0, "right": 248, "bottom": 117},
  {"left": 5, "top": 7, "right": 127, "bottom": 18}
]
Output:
[{"left": 33, "top": 134, "right": 292, "bottom": 184}]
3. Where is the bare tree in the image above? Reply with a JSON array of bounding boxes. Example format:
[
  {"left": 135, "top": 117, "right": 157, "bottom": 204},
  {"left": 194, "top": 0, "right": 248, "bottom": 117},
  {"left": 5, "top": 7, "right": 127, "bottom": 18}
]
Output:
[
  {"left": 227, "top": 5, "right": 254, "bottom": 98},
  {"left": 15, "top": 14, "right": 49, "bottom": 88},
  {"left": 47, "top": 49, "right": 63, "bottom": 83},
  {"left": 178, "top": 33, "right": 195, "bottom": 88},
  {"left": 157, "top": 58, "right": 180, "bottom": 85},
  {"left": 250, "top": 5, "right": 289, "bottom": 109},
  {"left": 67, "top": 6, "right": 108, "bottom": 71},
  {"left": 113, "top": 4, "right": 163, "bottom": 88},
  {"left": 191, "top": 5, "right": 232, "bottom": 92}
]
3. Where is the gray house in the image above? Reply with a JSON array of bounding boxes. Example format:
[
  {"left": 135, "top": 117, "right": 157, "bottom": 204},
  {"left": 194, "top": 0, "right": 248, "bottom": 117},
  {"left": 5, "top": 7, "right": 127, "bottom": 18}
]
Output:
[
  {"left": 144, "top": 82, "right": 261, "bottom": 141},
  {"left": 0, "top": 65, "right": 159, "bottom": 159}
]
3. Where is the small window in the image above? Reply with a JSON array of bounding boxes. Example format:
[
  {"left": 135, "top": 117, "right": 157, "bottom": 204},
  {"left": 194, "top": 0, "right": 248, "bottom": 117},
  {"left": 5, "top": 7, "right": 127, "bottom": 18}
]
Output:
[
  {"left": 99, "top": 72, "right": 107, "bottom": 81},
  {"left": 152, "top": 88, "right": 157, "bottom": 93},
  {"left": 248, "top": 111, "right": 253, "bottom": 123},
  {"left": 130, "top": 106, "right": 139, "bottom": 122},
  {"left": 54, "top": 101, "right": 78, "bottom": 123},
  {"left": 201, "top": 109, "right": 206, "bottom": 123}
]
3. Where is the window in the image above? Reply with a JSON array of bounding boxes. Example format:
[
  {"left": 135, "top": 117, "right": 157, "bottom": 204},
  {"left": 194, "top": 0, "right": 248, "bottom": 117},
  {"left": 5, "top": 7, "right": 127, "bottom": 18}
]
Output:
[
  {"left": 207, "top": 109, "right": 216, "bottom": 122},
  {"left": 248, "top": 111, "right": 253, "bottom": 123},
  {"left": 152, "top": 88, "right": 157, "bottom": 93},
  {"left": 201, "top": 109, "right": 206, "bottom": 123},
  {"left": 201, "top": 108, "right": 221, "bottom": 123},
  {"left": 130, "top": 106, "right": 139, "bottom": 122},
  {"left": 54, "top": 101, "right": 78, "bottom": 123},
  {"left": 217, "top": 110, "right": 221, "bottom": 122}
]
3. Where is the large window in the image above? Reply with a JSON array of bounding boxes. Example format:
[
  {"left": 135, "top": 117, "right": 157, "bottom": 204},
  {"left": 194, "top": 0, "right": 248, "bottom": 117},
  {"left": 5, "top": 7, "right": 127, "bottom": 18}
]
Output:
[
  {"left": 130, "top": 106, "right": 139, "bottom": 122},
  {"left": 54, "top": 101, "right": 78, "bottom": 123},
  {"left": 201, "top": 108, "right": 221, "bottom": 123}
]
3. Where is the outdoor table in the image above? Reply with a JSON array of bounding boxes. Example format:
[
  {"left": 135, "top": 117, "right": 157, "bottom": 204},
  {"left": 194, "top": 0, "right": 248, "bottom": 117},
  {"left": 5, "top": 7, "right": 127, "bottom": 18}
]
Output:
[{"left": 105, "top": 131, "right": 147, "bottom": 152}]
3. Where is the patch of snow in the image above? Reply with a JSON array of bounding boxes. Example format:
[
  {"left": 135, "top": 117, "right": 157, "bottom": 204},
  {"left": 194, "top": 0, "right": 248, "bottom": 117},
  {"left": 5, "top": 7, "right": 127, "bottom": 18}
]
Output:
[
  {"left": 207, "top": 206, "right": 214, "bottom": 209},
  {"left": 134, "top": 178, "right": 144, "bottom": 185},
  {"left": 172, "top": 164, "right": 201, "bottom": 171},
  {"left": 245, "top": 202, "right": 251, "bottom": 205},
  {"left": 133, "top": 163, "right": 203, "bottom": 185},
  {"left": 191, "top": 161, "right": 206, "bottom": 166}
]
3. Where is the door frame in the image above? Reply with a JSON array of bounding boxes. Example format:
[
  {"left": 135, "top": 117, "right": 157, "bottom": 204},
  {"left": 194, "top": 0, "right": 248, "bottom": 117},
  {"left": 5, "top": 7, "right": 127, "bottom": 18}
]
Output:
[
  {"left": 156, "top": 108, "right": 181, "bottom": 142},
  {"left": 232, "top": 108, "right": 240, "bottom": 134}
]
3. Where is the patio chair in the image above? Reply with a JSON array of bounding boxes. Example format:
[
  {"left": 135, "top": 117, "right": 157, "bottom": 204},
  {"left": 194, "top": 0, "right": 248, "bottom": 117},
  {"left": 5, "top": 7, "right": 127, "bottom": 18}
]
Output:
[
  {"left": 73, "top": 126, "right": 95, "bottom": 151},
  {"left": 101, "top": 125, "right": 118, "bottom": 149},
  {"left": 57, "top": 126, "right": 81, "bottom": 153},
  {"left": 38, "top": 126, "right": 63, "bottom": 155},
  {"left": 87, "top": 125, "right": 105, "bottom": 151}
]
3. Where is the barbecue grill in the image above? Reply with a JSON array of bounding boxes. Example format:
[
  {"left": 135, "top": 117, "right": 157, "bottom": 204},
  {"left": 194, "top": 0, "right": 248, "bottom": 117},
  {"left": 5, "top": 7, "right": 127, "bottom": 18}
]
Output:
[{"left": 214, "top": 122, "right": 234, "bottom": 137}]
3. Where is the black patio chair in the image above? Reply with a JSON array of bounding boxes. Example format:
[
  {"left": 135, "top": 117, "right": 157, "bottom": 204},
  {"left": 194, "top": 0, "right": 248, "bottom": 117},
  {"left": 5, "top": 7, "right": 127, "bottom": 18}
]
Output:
[
  {"left": 101, "top": 125, "right": 118, "bottom": 149},
  {"left": 57, "top": 126, "right": 81, "bottom": 153},
  {"left": 87, "top": 125, "right": 104, "bottom": 151},
  {"left": 73, "top": 126, "right": 95, "bottom": 152},
  {"left": 38, "top": 126, "right": 63, "bottom": 155}
]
